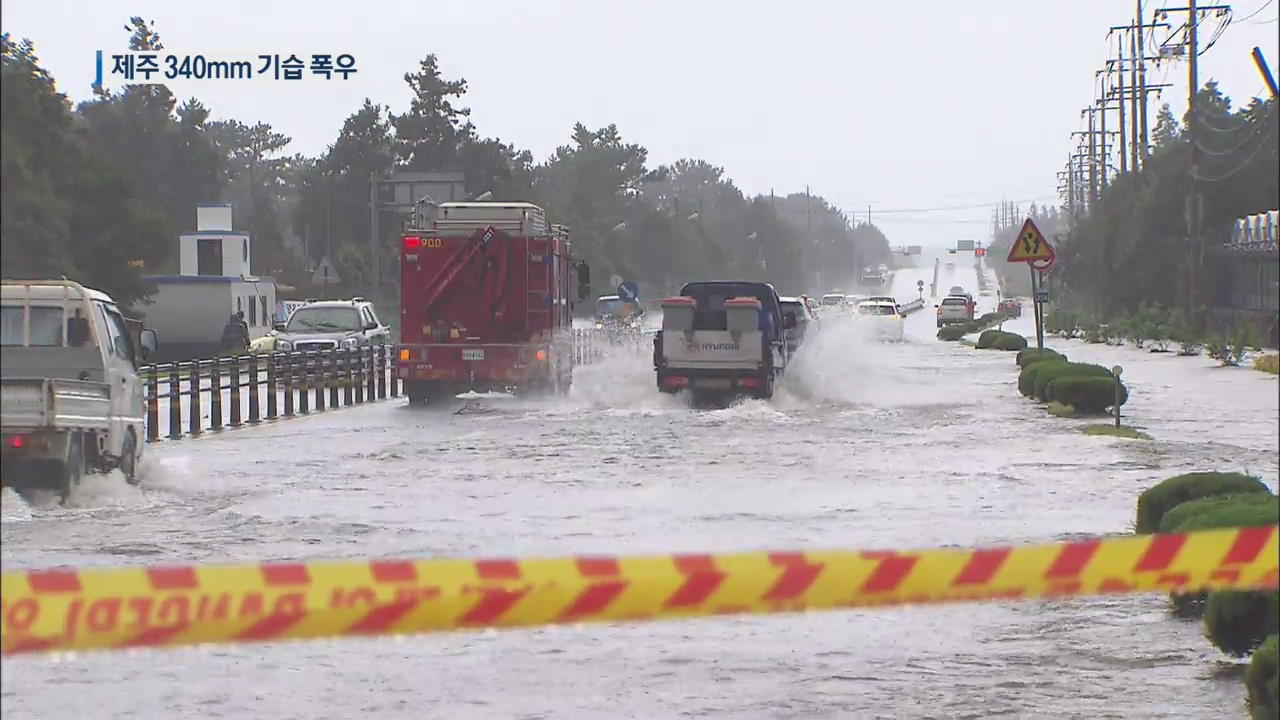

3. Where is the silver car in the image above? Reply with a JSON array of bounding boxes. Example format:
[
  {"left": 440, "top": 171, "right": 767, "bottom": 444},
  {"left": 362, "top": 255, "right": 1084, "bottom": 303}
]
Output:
[{"left": 274, "top": 298, "right": 390, "bottom": 352}]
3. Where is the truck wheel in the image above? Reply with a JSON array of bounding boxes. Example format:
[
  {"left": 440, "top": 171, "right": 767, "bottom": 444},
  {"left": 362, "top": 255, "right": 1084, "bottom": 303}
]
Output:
[
  {"left": 755, "top": 372, "right": 776, "bottom": 401},
  {"left": 405, "top": 381, "right": 428, "bottom": 406},
  {"left": 57, "top": 432, "right": 84, "bottom": 505},
  {"left": 119, "top": 429, "right": 139, "bottom": 486}
]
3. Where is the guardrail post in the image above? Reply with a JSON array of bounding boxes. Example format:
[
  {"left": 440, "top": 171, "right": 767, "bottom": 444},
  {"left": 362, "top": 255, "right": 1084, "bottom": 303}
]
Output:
[
  {"left": 330, "top": 350, "right": 342, "bottom": 407},
  {"left": 248, "top": 355, "right": 261, "bottom": 424},
  {"left": 167, "top": 366, "right": 182, "bottom": 440},
  {"left": 210, "top": 359, "right": 223, "bottom": 432},
  {"left": 146, "top": 370, "right": 159, "bottom": 442},
  {"left": 229, "top": 356, "right": 243, "bottom": 428},
  {"left": 342, "top": 349, "right": 355, "bottom": 405},
  {"left": 266, "top": 352, "right": 278, "bottom": 420},
  {"left": 354, "top": 348, "right": 366, "bottom": 404},
  {"left": 315, "top": 351, "right": 327, "bottom": 411},
  {"left": 297, "top": 352, "right": 309, "bottom": 414},
  {"left": 188, "top": 362, "right": 202, "bottom": 438},
  {"left": 283, "top": 352, "right": 295, "bottom": 416},
  {"left": 377, "top": 346, "right": 388, "bottom": 399}
]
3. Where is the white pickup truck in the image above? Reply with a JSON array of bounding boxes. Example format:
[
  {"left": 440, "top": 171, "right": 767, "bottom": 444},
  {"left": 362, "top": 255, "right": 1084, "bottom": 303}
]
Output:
[
  {"left": 653, "top": 281, "right": 789, "bottom": 402},
  {"left": 1, "top": 280, "right": 157, "bottom": 502}
]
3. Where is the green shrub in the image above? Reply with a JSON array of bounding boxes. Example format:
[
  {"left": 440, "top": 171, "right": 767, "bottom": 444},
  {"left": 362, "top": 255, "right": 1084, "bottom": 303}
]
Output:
[
  {"left": 1165, "top": 492, "right": 1279, "bottom": 621},
  {"left": 1136, "top": 472, "right": 1274, "bottom": 534},
  {"left": 1246, "top": 634, "right": 1279, "bottom": 720},
  {"left": 1016, "top": 348, "right": 1066, "bottom": 367},
  {"left": 1172, "top": 494, "right": 1280, "bottom": 533},
  {"left": 1158, "top": 493, "right": 1279, "bottom": 533},
  {"left": 992, "top": 332, "right": 1028, "bottom": 351},
  {"left": 1256, "top": 354, "right": 1280, "bottom": 375},
  {"left": 938, "top": 325, "right": 969, "bottom": 341},
  {"left": 1205, "top": 591, "right": 1280, "bottom": 658},
  {"left": 1033, "top": 362, "right": 1113, "bottom": 401},
  {"left": 1168, "top": 307, "right": 1203, "bottom": 356},
  {"left": 1018, "top": 359, "right": 1067, "bottom": 397},
  {"left": 976, "top": 329, "right": 1001, "bottom": 349},
  {"left": 1045, "top": 375, "right": 1127, "bottom": 414}
]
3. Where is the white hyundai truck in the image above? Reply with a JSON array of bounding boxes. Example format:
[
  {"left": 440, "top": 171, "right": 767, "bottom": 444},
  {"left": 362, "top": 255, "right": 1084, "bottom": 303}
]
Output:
[
  {"left": 653, "top": 281, "right": 790, "bottom": 402},
  {"left": 1, "top": 280, "right": 157, "bottom": 502}
]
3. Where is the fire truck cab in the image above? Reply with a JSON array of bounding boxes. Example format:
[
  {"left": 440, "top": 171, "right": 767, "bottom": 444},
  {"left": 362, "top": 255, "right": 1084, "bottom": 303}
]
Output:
[{"left": 395, "top": 202, "right": 589, "bottom": 405}]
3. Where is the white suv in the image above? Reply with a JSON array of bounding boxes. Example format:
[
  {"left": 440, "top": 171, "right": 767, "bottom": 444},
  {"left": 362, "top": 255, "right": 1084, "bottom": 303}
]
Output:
[{"left": 274, "top": 298, "right": 390, "bottom": 353}]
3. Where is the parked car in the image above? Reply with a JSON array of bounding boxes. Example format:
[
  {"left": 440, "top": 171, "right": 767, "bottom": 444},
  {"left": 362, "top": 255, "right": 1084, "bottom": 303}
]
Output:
[{"left": 273, "top": 297, "right": 390, "bottom": 352}]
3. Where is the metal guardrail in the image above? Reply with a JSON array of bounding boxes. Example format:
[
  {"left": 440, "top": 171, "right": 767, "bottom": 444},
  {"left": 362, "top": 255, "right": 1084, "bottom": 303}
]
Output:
[
  {"left": 899, "top": 299, "right": 925, "bottom": 316},
  {"left": 139, "top": 346, "right": 397, "bottom": 443},
  {"left": 140, "top": 331, "right": 614, "bottom": 442}
]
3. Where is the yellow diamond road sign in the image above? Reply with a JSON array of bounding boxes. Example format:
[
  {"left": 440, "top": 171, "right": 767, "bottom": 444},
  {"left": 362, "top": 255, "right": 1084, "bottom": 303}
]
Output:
[{"left": 1007, "top": 219, "right": 1055, "bottom": 262}]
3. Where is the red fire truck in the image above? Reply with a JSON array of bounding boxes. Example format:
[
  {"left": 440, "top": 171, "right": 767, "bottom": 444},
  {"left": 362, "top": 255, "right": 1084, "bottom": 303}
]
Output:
[{"left": 395, "top": 202, "right": 590, "bottom": 405}]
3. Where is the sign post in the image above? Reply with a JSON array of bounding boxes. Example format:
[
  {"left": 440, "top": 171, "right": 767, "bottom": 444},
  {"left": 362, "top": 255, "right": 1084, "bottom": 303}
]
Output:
[
  {"left": 1006, "top": 218, "right": 1056, "bottom": 350},
  {"left": 1111, "top": 365, "right": 1124, "bottom": 428}
]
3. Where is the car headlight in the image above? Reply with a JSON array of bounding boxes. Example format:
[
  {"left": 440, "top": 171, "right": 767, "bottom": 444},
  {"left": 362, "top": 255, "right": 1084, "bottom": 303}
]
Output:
[
  {"left": 341, "top": 337, "right": 360, "bottom": 349},
  {"left": 596, "top": 322, "right": 604, "bottom": 330},
  {"left": 276, "top": 339, "right": 293, "bottom": 351}
]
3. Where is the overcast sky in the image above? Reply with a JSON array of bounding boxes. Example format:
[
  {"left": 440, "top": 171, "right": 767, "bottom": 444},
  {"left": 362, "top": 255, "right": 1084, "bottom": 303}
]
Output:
[{"left": 4, "top": 0, "right": 1277, "bottom": 248}]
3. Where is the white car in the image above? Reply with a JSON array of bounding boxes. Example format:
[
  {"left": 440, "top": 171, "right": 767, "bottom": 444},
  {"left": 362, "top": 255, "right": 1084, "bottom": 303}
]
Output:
[{"left": 856, "top": 300, "right": 904, "bottom": 342}]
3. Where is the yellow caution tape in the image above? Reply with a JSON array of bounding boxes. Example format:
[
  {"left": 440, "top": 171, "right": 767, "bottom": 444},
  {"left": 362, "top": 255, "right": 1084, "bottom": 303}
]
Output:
[{"left": 2, "top": 525, "right": 1275, "bottom": 656}]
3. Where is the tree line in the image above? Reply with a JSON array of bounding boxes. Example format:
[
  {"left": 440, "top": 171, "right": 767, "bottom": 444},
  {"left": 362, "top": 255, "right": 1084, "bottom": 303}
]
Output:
[
  {"left": 988, "top": 85, "right": 1277, "bottom": 330},
  {"left": 1, "top": 19, "right": 891, "bottom": 312}
]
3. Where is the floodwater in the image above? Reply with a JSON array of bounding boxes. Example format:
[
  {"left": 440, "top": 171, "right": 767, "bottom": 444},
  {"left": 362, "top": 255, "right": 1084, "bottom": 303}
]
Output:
[{"left": 3, "top": 263, "right": 1277, "bottom": 719}]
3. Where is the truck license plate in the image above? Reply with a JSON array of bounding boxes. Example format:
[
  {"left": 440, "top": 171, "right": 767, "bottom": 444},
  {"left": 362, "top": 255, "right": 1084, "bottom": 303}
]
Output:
[
  {"left": 694, "top": 377, "right": 732, "bottom": 389},
  {"left": 461, "top": 349, "right": 485, "bottom": 361}
]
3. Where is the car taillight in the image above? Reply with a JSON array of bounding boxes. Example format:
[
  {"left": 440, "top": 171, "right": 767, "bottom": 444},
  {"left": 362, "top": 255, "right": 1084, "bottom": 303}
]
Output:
[
  {"left": 662, "top": 376, "right": 689, "bottom": 387},
  {"left": 737, "top": 377, "right": 761, "bottom": 388},
  {"left": 7, "top": 434, "right": 26, "bottom": 449}
]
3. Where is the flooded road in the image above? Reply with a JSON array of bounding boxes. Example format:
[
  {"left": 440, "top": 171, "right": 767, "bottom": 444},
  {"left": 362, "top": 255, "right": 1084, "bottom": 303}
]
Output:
[{"left": 3, "top": 265, "right": 1277, "bottom": 719}]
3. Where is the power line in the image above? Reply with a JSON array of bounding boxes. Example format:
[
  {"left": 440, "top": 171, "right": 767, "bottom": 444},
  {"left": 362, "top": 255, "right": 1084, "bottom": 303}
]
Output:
[
  {"left": 1190, "top": 119, "right": 1278, "bottom": 179},
  {"left": 1236, "top": 0, "right": 1275, "bottom": 21}
]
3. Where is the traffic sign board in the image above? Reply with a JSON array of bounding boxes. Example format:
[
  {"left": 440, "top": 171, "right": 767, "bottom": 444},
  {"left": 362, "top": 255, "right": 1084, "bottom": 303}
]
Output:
[
  {"left": 618, "top": 281, "right": 639, "bottom": 301},
  {"left": 1007, "top": 219, "right": 1055, "bottom": 263},
  {"left": 1034, "top": 290, "right": 1050, "bottom": 304}
]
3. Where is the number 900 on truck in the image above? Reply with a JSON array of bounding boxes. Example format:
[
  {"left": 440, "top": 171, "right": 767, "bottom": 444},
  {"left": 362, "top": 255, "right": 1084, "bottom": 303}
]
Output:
[{"left": 395, "top": 202, "right": 589, "bottom": 405}]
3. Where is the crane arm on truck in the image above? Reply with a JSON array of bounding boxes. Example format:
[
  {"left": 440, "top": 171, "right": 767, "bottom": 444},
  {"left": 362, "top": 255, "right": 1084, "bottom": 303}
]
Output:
[{"left": 419, "top": 226, "right": 510, "bottom": 326}]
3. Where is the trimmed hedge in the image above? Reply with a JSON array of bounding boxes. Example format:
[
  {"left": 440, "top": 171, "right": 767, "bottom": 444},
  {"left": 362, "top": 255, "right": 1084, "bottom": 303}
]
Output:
[
  {"left": 938, "top": 325, "right": 970, "bottom": 341},
  {"left": 1045, "top": 375, "right": 1127, "bottom": 413},
  {"left": 1204, "top": 590, "right": 1280, "bottom": 658},
  {"left": 1158, "top": 493, "right": 1279, "bottom": 533},
  {"left": 1247, "top": 634, "right": 1279, "bottom": 720},
  {"left": 993, "top": 332, "right": 1028, "bottom": 351},
  {"left": 1018, "top": 359, "right": 1067, "bottom": 397},
  {"left": 1033, "top": 362, "right": 1113, "bottom": 401},
  {"left": 1016, "top": 348, "right": 1066, "bottom": 367},
  {"left": 976, "top": 329, "right": 1002, "bottom": 349},
  {"left": 1172, "top": 494, "right": 1280, "bottom": 533},
  {"left": 1134, "top": 472, "right": 1273, "bottom": 534}
]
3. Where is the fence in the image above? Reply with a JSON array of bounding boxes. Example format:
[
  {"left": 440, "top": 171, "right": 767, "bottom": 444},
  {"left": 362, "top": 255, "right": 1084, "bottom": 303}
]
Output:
[
  {"left": 140, "top": 346, "right": 398, "bottom": 443},
  {"left": 141, "top": 331, "right": 615, "bottom": 442}
]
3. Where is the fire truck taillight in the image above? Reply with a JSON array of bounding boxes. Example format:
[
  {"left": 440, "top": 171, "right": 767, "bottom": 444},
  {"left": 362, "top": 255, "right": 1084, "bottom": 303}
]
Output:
[
  {"left": 535, "top": 349, "right": 547, "bottom": 362},
  {"left": 404, "top": 236, "right": 422, "bottom": 249},
  {"left": 398, "top": 349, "right": 412, "bottom": 362}
]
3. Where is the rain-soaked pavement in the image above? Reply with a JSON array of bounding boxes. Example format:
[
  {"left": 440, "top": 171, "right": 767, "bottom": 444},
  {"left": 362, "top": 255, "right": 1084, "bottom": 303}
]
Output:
[{"left": 3, "top": 265, "right": 1278, "bottom": 719}]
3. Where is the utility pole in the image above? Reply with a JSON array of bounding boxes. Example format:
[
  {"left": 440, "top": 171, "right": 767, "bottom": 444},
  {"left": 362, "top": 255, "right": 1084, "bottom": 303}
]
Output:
[
  {"left": 1137, "top": 1, "right": 1151, "bottom": 163},
  {"left": 1154, "top": 2, "right": 1230, "bottom": 315},
  {"left": 369, "top": 172, "right": 380, "bottom": 293}
]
